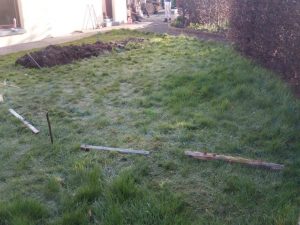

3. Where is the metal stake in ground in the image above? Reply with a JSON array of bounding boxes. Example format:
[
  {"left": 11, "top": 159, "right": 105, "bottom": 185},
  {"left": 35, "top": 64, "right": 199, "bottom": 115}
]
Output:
[
  {"left": 27, "top": 53, "right": 42, "bottom": 69},
  {"left": 46, "top": 112, "right": 53, "bottom": 144}
]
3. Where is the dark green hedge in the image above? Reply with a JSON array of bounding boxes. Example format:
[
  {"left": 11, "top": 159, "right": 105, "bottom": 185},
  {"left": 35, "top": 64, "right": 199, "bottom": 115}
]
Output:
[
  {"left": 229, "top": 0, "right": 300, "bottom": 91},
  {"left": 177, "top": 0, "right": 300, "bottom": 93}
]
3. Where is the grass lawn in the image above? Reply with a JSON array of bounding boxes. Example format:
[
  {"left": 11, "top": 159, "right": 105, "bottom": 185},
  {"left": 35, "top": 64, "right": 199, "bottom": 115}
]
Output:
[{"left": 0, "top": 30, "right": 299, "bottom": 225}]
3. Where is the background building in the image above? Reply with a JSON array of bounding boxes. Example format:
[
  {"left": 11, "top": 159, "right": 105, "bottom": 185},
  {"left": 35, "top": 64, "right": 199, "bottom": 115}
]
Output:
[{"left": 0, "top": 0, "right": 128, "bottom": 47}]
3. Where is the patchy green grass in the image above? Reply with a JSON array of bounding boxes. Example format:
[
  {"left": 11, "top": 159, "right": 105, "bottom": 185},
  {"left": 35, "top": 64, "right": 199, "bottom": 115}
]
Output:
[
  {"left": 188, "top": 22, "right": 228, "bottom": 33},
  {"left": 0, "top": 29, "right": 299, "bottom": 225}
]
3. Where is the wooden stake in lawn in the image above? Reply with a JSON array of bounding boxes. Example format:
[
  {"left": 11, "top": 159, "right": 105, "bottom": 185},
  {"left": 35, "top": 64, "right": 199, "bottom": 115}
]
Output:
[
  {"left": 185, "top": 151, "right": 284, "bottom": 171},
  {"left": 0, "top": 94, "right": 3, "bottom": 103},
  {"left": 9, "top": 109, "right": 39, "bottom": 134},
  {"left": 46, "top": 112, "right": 53, "bottom": 144},
  {"left": 81, "top": 144, "right": 150, "bottom": 155}
]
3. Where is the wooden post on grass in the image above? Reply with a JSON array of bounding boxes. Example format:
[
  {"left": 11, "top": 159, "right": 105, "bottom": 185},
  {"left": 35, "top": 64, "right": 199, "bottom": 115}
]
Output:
[
  {"left": 9, "top": 108, "right": 39, "bottom": 134},
  {"left": 185, "top": 151, "right": 284, "bottom": 171},
  {"left": 81, "top": 144, "right": 150, "bottom": 155}
]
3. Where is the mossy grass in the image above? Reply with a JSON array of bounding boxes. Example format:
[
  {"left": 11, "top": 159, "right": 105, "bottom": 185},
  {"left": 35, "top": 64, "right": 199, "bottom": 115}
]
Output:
[{"left": 0, "top": 29, "right": 299, "bottom": 224}]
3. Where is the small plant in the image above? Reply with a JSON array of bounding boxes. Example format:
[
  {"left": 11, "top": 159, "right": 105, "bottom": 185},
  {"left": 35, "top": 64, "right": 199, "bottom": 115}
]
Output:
[
  {"left": 58, "top": 210, "right": 89, "bottom": 225},
  {"left": 171, "top": 16, "right": 188, "bottom": 28},
  {"left": 0, "top": 198, "right": 48, "bottom": 225},
  {"left": 110, "top": 171, "right": 140, "bottom": 203},
  {"left": 44, "top": 177, "right": 61, "bottom": 198},
  {"left": 188, "top": 22, "right": 228, "bottom": 33}
]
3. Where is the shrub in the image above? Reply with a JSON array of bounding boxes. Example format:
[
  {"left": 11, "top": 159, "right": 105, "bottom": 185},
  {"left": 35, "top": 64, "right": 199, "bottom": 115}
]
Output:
[
  {"left": 171, "top": 16, "right": 188, "bottom": 28},
  {"left": 176, "top": 0, "right": 230, "bottom": 28}
]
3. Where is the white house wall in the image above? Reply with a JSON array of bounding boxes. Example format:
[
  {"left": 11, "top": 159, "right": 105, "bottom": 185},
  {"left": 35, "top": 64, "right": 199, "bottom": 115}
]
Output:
[
  {"left": 0, "top": 0, "right": 103, "bottom": 47},
  {"left": 46, "top": 0, "right": 104, "bottom": 36},
  {"left": 112, "top": 0, "right": 127, "bottom": 24}
]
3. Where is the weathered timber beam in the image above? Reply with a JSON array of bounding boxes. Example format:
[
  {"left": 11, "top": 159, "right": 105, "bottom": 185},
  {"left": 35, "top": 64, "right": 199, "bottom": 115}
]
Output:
[
  {"left": 81, "top": 144, "right": 150, "bottom": 155},
  {"left": 185, "top": 151, "right": 284, "bottom": 171}
]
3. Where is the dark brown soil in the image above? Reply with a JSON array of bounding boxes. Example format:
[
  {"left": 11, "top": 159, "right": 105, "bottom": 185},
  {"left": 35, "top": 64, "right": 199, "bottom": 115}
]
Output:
[{"left": 16, "top": 38, "right": 144, "bottom": 68}]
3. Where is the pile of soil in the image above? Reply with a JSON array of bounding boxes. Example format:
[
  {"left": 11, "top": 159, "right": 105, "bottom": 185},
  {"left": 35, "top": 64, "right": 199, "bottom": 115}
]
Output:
[{"left": 16, "top": 38, "right": 144, "bottom": 68}]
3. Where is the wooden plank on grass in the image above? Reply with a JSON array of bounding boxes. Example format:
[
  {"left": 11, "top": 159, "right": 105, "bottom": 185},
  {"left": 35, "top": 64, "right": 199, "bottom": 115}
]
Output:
[
  {"left": 0, "top": 94, "right": 3, "bottom": 103},
  {"left": 81, "top": 144, "right": 150, "bottom": 155},
  {"left": 185, "top": 151, "right": 284, "bottom": 171},
  {"left": 9, "top": 109, "right": 40, "bottom": 134}
]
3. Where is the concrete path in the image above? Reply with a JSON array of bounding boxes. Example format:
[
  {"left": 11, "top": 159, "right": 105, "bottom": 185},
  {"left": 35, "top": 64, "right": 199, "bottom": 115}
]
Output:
[
  {"left": 0, "top": 10, "right": 226, "bottom": 56},
  {"left": 140, "top": 11, "right": 227, "bottom": 42},
  {"left": 140, "top": 12, "right": 171, "bottom": 34},
  {"left": 0, "top": 23, "right": 151, "bottom": 56}
]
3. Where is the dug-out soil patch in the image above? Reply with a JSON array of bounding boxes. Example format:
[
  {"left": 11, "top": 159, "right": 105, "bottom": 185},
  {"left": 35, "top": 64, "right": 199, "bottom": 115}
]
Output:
[{"left": 16, "top": 38, "right": 144, "bottom": 68}]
